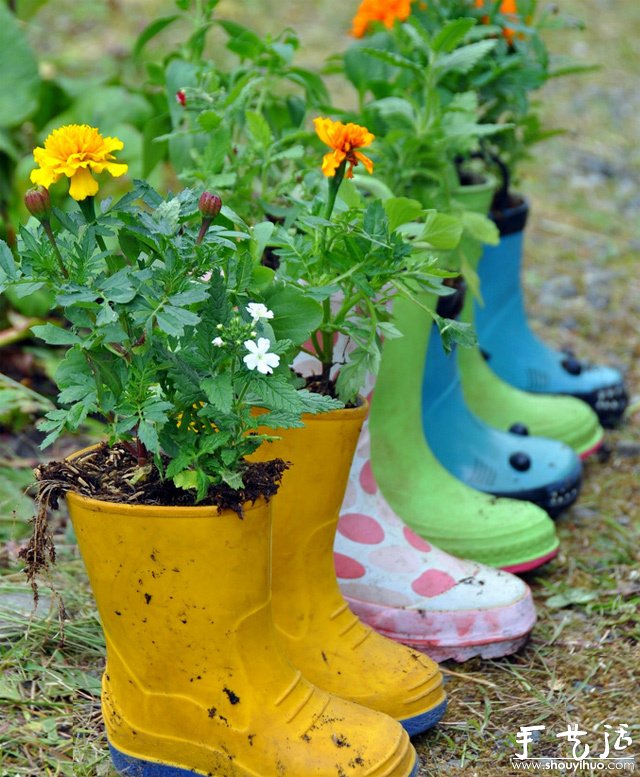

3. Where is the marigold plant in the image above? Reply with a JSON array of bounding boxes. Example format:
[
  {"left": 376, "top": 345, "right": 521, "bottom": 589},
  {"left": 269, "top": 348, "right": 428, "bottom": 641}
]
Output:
[
  {"left": 314, "top": 117, "right": 375, "bottom": 180},
  {"left": 30, "top": 124, "right": 128, "bottom": 202},
  {"left": 2, "top": 130, "right": 340, "bottom": 501},
  {"left": 265, "top": 113, "right": 462, "bottom": 402}
]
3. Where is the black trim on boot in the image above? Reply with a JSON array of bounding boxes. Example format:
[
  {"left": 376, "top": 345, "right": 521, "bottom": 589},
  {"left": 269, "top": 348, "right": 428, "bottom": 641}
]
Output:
[
  {"left": 489, "top": 471, "right": 583, "bottom": 520},
  {"left": 570, "top": 382, "right": 629, "bottom": 428},
  {"left": 490, "top": 196, "right": 529, "bottom": 237}
]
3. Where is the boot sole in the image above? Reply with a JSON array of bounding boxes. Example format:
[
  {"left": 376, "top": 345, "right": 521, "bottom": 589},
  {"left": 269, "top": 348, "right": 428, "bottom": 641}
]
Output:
[
  {"left": 579, "top": 438, "right": 604, "bottom": 459},
  {"left": 487, "top": 472, "right": 582, "bottom": 518},
  {"left": 501, "top": 546, "right": 559, "bottom": 574},
  {"left": 400, "top": 698, "right": 448, "bottom": 737},
  {"left": 111, "top": 743, "right": 422, "bottom": 777},
  {"left": 344, "top": 591, "right": 535, "bottom": 665}
]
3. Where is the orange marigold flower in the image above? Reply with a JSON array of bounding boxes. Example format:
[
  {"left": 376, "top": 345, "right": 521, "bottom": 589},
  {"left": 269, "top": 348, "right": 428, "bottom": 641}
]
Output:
[
  {"left": 351, "top": 0, "right": 412, "bottom": 38},
  {"left": 30, "top": 124, "right": 128, "bottom": 201},
  {"left": 314, "top": 117, "right": 375, "bottom": 179},
  {"left": 475, "top": 0, "right": 519, "bottom": 42}
]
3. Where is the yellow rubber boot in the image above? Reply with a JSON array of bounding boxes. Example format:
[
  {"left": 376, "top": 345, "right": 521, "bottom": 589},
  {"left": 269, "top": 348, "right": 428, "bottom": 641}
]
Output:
[
  {"left": 254, "top": 406, "right": 446, "bottom": 736},
  {"left": 68, "top": 491, "right": 421, "bottom": 777}
]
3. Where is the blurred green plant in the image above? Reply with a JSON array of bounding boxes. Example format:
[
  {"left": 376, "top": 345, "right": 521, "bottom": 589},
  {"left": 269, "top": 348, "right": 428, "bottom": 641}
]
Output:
[
  {"left": 334, "top": 14, "right": 502, "bottom": 293},
  {"left": 134, "top": 0, "right": 329, "bottom": 218},
  {"left": 409, "top": 0, "right": 596, "bottom": 206}
]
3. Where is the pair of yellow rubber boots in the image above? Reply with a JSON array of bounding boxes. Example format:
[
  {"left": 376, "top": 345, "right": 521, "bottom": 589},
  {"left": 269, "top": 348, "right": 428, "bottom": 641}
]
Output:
[{"left": 69, "top": 404, "right": 445, "bottom": 776}]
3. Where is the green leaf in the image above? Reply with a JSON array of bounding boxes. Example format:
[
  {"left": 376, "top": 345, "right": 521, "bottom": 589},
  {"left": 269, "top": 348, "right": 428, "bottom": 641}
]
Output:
[
  {"left": 134, "top": 15, "right": 180, "bottom": 58},
  {"left": 0, "top": 241, "right": 18, "bottom": 286},
  {"left": 368, "top": 97, "right": 416, "bottom": 129},
  {"left": 296, "top": 391, "right": 343, "bottom": 414},
  {"left": 137, "top": 420, "right": 160, "bottom": 454},
  {"left": 57, "top": 376, "right": 97, "bottom": 406},
  {"left": 99, "top": 268, "right": 137, "bottom": 304},
  {"left": 461, "top": 211, "right": 500, "bottom": 246},
  {"left": 546, "top": 589, "right": 598, "bottom": 609},
  {"left": 420, "top": 212, "right": 463, "bottom": 250},
  {"left": 360, "top": 47, "right": 423, "bottom": 76},
  {"left": 431, "top": 18, "right": 476, "bottom": 53},
  {"left": 435, "top": 39, "right": 497, "bottom": 77},
  {"left": 201, "top": 374, "right": 233, "bottom": 414},
  {"left": 0, "top": 4, "right": 40, "bottom": 127},
  {"left": 335, "top": 347, "right": 379, "bottom": 405},
  {"left": 250, "top": 221, "right": 275, "bottom": 264},
  {"left": 383, "top": 197, "right": 424, "bottom": 232},
  {"left": 168, "top": 286, "right": 209, "bottom": 306},
  {"left": 436, "top": 316, "right": 476, "bottom": 352},
  {"left": 218, "top": 19, "right": 265, "bottom": 59},
  {"left": 263, "top": 285, "right": 323, "bottom": 346},
  {"left": 250, "top": 375, "right": 305, "bottom": 414},
  {"left": 173, "top": 470, "right": 199, "bottom": 492},
  {"left": 245, "top": 110, "right": 272, "bottom": 149},
  {"left": 156, "top": 306, "right": 200, "bottom": 337},
  {"left": 30, "top": 323, "right": 81, "bottom": 346},
  {"left": 220, "top": 468, "right": 244, "bottom": 490}
]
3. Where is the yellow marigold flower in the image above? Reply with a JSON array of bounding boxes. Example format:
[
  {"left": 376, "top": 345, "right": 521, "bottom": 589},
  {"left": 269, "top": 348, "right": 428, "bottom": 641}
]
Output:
[
  {"left": 351, "top": 0, "right": 412, "bottom": 38},
  {"left": 314, "top": 117, "right": 375, "bottom": 179},
  {"left": 30, "top": 124, "right": 128, "bottom": 201}
]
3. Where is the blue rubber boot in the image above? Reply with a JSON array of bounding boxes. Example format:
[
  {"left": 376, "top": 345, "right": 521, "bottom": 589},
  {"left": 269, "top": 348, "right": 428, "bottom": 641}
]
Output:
[
  {"left": 475, "top": 199, "right": 628, "bottom": 427},
  {"left": 423, "top": 283, "right": 583, "bottom": 517}
]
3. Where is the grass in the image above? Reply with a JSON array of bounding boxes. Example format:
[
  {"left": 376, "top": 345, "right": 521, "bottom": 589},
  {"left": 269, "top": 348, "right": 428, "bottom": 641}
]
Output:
[{"left": 2, "top": 0, "right": 640, "bottom": 775}]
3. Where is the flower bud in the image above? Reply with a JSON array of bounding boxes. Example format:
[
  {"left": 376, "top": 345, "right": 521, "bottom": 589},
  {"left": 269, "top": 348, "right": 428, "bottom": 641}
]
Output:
[
  {"left": 24, "top": 186, "right": 52, "bottom": 222},
  {"left": 198, "top": 192, "right": 222, "bottom": 220},
  {"left": 176, "top": 89, "right": 187, "bottom": 107}
]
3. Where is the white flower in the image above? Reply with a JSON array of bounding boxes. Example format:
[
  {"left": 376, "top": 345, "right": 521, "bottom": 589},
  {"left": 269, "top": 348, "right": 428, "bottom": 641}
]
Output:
[
  {"left": 246, "top": 302, "right": 274, "bottom": 324},
  {"left": 212, "top": 337, "right": 224, "bottom": 347},
  {"left": 243, "top": 338, "right": 280, "bottom": 375}
]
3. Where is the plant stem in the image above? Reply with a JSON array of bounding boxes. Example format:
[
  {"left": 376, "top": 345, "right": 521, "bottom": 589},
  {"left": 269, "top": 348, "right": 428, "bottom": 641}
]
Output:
[
  {"left": 320, "top": 297, "right": 334, "bottom": 382},
  {"left": 196, "top": 218, "right": 212, "bottom": 245},
  {"left": 316, "top": 161, "right": 347, "bottom": 383},
  {"left": 42, "top": 221, "right": 69, "bottom": 279},
  {"left": 78, "top": 196, "right": 108, "bottom": 252},
  {"left": 323, "top": 164, "right": 345, "bottom": 224},
  {"left": 136, "top": 435, "right": 148, "bottom": 467}
]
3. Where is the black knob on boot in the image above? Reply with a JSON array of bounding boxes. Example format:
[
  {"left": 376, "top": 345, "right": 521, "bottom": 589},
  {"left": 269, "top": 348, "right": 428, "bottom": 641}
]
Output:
[
  {"left": 561, "top": 356, "right": 583, "bottom": 376},
  {"left": 509, "top": 452, "right": 531, "bottom": 472}
]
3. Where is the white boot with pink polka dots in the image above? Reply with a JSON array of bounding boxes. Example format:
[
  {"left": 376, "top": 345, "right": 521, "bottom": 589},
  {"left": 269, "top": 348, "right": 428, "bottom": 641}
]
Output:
[
  {"left": 335, "top": 415, "right": 537, "bottom": 662},
  {"left": 293, "top": 347, "right": 537, "bottom": 663}
]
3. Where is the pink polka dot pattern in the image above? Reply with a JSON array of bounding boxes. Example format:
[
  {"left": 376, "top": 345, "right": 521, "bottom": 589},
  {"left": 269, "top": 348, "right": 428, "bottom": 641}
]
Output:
[
  {"left": 403, "top": 526, "right": 432, "bottom": 553},
  {"left": 334, "top": 553, "right": 366, "bottom": 580},
  {"left": 338, "top": 513, "right": 385, "bottom": 545},
  {"left": 368, "top": 546, "right": 423, "bottom": 574},
  {"left": 359, "top": 460, "right": 378, "bottom": 495},
  {"left": 411, "top": 570, "right": 457, "bottom": 598}
]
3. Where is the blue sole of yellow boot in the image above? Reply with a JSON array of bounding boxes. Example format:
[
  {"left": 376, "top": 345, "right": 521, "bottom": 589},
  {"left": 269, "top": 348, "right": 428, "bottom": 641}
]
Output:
[
  {"left": 111, "top": 745, "right": 187, "bottom": 776},
  {"left": 111, "top": 743, "right": 423, "bottom": 776},
  {"left": 401, "top": 698, "right": 448, "bottom": 737}
]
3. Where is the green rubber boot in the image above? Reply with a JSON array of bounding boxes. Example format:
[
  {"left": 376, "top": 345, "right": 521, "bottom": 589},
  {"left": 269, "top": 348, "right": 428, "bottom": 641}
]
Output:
[{"left": 369, "top": 293, "right": 560, "bottom": 573}]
